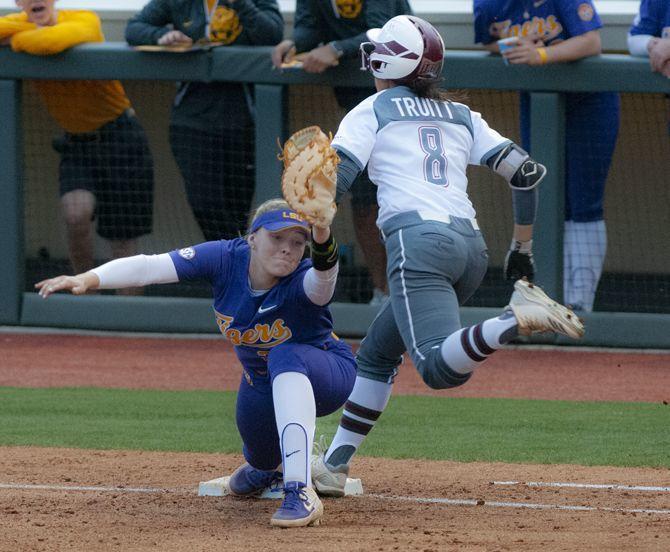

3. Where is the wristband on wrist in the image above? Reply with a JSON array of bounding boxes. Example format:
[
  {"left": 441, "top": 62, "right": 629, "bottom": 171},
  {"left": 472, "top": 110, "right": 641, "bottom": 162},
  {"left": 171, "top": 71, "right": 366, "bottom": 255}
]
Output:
[
  {"left": 328, "top": 41, "right": 344, "bottom": 59},
  {"left": 510, "top": 238, "right": 533, "bottom": 254},
  {"left": 536, "top": 47, "right": 548, "bottom": 65},
  {"left": 311, "top": 231, "right": 339, "bottom": 271}
]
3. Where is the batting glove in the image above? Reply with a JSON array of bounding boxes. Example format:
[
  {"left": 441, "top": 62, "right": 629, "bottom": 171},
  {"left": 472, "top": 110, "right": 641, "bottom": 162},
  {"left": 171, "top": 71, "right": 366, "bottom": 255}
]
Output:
[{"left": 504, "top": 239, "right": 535, "bottom": 281}]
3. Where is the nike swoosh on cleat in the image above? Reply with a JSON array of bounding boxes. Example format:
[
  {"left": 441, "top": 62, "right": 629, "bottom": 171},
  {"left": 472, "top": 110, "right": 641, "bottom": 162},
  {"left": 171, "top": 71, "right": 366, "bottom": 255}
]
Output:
[
  {"left": 258, "top": 304, "right": 278, "bottom": 314},
  {"left": 285, "top": 449, "right": 301, "bottom": 458}
]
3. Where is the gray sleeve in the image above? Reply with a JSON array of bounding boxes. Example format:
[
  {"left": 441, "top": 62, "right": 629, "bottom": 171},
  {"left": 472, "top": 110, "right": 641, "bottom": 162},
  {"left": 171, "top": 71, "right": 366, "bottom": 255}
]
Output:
[
  {"left": 335, "top": 148, "right": 363, "bottom": 203},
  {"left": 512, "top": 188, "right": 538, "bottom": 225}
]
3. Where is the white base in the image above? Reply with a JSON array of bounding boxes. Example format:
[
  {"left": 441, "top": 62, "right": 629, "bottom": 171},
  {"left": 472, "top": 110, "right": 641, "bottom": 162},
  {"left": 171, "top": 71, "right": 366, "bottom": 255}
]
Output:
[{"left": 198, "top": 476, "right": 363, "bottom": 498}]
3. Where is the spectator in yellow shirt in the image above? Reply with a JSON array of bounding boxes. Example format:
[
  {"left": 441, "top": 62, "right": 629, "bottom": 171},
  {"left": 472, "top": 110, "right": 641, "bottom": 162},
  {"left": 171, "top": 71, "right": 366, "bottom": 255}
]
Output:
[{"left": 0, "top": 0, "right": 154, "bottom": 293}]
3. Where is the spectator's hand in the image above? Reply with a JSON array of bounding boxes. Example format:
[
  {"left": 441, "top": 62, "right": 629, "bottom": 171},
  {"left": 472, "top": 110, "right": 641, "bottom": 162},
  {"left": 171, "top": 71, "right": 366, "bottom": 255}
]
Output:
[
  {"left": 504, "top": 35, "right": 546, "bottom": 66},
  {"left": 35, "top": 273, "right": 98, "bottom": 298},
  {"left": 647, "top": 37, "right": 660, "bottom": 55},
  {"left": 272, "top": 39, "right": 296, "bottom": 68},
  {"left": 301, "top": 44, "right": 340, "bottom": 73},
  {"left": 649, "top": 38, "right": 670, "bottom": 73},
  {"left": 157, "top": 31, "right": 193, "bottom": 46}
]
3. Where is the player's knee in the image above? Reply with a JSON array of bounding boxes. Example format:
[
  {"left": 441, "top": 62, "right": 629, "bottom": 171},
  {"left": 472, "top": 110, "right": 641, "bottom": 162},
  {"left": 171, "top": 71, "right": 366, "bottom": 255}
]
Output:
[
  {"left": 61, "top": 191, "right": 95, "bottom": 227},
  {"left": 416, "top": 355, "right": 472, "bottom": 390},
  {"left": 355, "top": 353, "right": 399, "bottom": 384}
]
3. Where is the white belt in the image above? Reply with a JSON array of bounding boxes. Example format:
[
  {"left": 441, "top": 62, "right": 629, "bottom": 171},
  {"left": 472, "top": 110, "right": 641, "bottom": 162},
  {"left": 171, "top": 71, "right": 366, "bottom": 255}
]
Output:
[{"left": 417, "top": 210, "right": 480, "bottom": 231}]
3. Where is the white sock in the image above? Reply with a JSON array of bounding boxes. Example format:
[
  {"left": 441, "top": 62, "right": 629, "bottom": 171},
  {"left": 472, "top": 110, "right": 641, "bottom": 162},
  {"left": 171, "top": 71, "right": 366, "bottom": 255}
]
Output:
[
  {"left": 440, "top": 315, "right": 517, "bottom": 375},
  {"left": 564, "top": 220, "right": 607, "bottom": 312},
  {"left": 272, "top": 371, "right": 316, "bottom": 486},
  {"left": 325, "top": 376, "right": 393, "bottom": 467}
]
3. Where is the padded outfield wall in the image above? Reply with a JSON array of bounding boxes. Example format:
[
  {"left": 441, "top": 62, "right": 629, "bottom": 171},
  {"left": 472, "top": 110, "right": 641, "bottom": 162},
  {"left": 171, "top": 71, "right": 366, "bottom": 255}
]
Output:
[{"left": 0, "top": 45, "right": 669, "bottom": 348}]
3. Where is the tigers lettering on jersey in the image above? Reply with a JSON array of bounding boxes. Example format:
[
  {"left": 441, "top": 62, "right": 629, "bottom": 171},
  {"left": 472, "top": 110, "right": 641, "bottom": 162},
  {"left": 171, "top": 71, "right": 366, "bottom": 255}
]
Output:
[
  {"left": 489, "top": 15, "right": 563, "bottom": 42},
  {"left": 474, "top": 0, "right": 602, "bottom": 46},
  {"left": 215, "top": 310, "right": 292, "bottom": 349}
]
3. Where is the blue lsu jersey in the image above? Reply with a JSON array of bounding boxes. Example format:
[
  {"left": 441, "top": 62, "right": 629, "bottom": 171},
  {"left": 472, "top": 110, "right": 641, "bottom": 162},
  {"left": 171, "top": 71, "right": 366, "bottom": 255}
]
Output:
[
  {"left": 169, "top": 239, "right": 339, "bottom": 375},
  {"left": 474, "top": 0, "right": 602, "bottom": 45},
  {"left": 630, "top": 0, "right": 670, "bottom": 38}
]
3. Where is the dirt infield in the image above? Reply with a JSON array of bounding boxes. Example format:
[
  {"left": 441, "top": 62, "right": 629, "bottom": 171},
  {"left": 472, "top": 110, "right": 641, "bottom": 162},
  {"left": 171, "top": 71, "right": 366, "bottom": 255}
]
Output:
[{"left": 1, "top": 333, "right": 669, "bottom": 551}]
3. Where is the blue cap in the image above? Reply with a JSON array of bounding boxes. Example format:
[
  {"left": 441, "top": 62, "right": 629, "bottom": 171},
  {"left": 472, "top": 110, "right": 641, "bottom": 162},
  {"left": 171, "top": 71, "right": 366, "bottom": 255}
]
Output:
[{"left": 250, "top": 209, "right": 310, "bottom": 234}]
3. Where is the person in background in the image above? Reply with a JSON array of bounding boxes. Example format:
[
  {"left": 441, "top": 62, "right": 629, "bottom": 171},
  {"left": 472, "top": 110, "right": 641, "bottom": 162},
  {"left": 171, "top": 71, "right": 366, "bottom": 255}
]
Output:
[
  {"left": 474, "top": 0, "right": 620, "bottom": 312},
  {"left": 126, "top": 0, "right": 283, "bottom": 242},
  {"left": 0, "top": 0, "right": 155, "bottom": 294},
  {"left": 271, "top": 0, "right": 413, "bottom": 306},
  {"left": 35, "top": 198, "right": 356, "bottom": 528},
  {"left": 628, "top": 0, "right": 670, "bottom": 77}
]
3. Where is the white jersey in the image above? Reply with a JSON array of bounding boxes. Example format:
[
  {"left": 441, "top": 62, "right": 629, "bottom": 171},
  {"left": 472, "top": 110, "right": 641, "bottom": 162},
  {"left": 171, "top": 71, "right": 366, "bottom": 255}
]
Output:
[{"left": 332, "top": 86, "right": 510, "bottom": 227}]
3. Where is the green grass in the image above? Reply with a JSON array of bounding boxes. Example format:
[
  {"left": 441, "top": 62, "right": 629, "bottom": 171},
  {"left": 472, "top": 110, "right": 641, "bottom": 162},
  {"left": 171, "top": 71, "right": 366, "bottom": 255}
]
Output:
[{"left": 0, "top": 387, "right": 668, "bottom": 467}]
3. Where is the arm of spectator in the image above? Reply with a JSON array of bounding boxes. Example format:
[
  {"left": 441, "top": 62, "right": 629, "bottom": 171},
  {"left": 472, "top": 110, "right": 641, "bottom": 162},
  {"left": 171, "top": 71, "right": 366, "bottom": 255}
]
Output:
[
  {"left": 10, "top": 11, "right": 102, "bottom": 55},
  {"left": 293, "top": 0, "right": 327, "bottom": 53},
  {"left": 505, "top": 30, "right": 601, "bottom": 66},
  {"left": 233, "top": 0, "right": 283, "bottom": 45},
  {"left": 0, "top": 13, "right": 35, "bottom": 41},
  {"left": 300, "top": 43, "right": 340, "bottom": 73},
  {"left": 125, "top": 0, "right": 173, "bottom": 46},
  {"left": 627, "top": 33, "right": 655, "bottom": 57}
]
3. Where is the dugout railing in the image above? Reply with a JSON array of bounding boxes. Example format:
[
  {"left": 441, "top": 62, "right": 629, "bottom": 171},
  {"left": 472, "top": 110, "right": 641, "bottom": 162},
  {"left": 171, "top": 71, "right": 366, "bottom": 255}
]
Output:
[{"left": 1, "top": 45, "right": 669, "bottom": 348}]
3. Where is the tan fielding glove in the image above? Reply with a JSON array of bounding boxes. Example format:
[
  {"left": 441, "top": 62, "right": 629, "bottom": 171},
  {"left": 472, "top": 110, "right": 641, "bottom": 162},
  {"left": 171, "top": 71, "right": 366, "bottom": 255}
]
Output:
[{"left": 280, "top": 126, "right": 339, "bottom": 227}]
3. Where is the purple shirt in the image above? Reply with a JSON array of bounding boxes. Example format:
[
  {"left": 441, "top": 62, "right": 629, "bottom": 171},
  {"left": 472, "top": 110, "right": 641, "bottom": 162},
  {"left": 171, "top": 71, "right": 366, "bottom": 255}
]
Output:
[
  {"left": 169, "top": 238, "right": 337, "bottom": 374},
  {"left": 474, "top": 0, "right": 602, "bottom": 45},
  {"left": 630, "top": 0, "right": 670, "bottom": 38}
]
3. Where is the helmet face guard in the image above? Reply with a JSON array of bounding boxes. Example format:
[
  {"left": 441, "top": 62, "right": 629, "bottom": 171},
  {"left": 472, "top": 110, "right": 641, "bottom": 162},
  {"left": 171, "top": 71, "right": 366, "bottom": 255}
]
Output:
[
  {"left": 359, "top": 41, "right": 374, "bottom": 72},
  {"left": 359, "top": 16, "right": 445, "bottom": 85}
]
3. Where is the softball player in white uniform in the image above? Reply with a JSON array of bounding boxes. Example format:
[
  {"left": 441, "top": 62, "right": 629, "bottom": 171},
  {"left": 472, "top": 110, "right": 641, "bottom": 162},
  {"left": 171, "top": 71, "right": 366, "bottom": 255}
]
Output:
[{"left": 311, "top": 15, "right": 585, "bottom": 495}]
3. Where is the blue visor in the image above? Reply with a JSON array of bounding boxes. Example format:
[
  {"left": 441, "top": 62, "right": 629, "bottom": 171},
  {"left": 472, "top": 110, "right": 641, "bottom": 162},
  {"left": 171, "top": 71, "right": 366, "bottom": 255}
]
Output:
[{"left": 250, "top": 209, "right": 310, "bottom": 234}]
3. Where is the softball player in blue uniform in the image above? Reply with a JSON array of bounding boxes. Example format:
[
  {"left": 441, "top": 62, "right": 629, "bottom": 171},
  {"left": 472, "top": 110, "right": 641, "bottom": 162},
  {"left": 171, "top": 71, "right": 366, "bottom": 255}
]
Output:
[
  {"left": 474, "top": 0, "right": 620, "bottom": 313},
  {"left": 36, "top": 199, "right": 356, "bottom": 528},
  {"left": 309, "top": 16, "right": 584, "bottom": 496},
  {"left": 628, "top": 0, "right": 670, "bottom": 77}
]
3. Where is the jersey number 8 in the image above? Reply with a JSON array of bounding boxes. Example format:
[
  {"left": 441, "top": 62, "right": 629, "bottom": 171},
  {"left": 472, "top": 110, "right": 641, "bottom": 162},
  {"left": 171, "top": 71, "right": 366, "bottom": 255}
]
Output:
[{"left": 419, "top": 126, "right": 449, "bottom": 186}]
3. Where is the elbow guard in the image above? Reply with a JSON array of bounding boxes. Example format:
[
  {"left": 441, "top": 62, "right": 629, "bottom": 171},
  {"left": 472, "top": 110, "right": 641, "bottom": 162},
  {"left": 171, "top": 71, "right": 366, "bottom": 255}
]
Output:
[
  {"left": 486, "top": 143, "right": 547, "bottom": 191},
  {"left": 311, "top": 231, "right": 339, "bottom": 271}
]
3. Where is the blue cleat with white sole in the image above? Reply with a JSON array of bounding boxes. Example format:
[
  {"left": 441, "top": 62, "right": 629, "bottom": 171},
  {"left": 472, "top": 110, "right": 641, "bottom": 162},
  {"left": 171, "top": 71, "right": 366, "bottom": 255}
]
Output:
[
  {"left": 227, "top": 463, "right": 282, "bottom": 496},
  {"left": 270, "top": 482, "right": 323, "bottom": 528}
]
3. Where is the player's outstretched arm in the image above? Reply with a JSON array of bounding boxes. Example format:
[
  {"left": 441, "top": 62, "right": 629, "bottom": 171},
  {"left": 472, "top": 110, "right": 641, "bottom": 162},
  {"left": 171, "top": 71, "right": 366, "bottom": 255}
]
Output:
[
  {"left": 35, "top": 254, "right": 179, "bottom": 299},
  {"left": 35, "top": 272, "right": 100, "bottom": 298}
]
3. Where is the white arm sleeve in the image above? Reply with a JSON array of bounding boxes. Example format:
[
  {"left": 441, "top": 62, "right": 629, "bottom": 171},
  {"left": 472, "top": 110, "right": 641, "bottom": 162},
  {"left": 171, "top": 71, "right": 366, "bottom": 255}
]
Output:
[
  {"left": 627, "top": 34, "right": 653, "bottom": 57},
  {"left": 302, "top": 264, "right": 339, "bottom": 306},
  {"left": 91, "top": 254, "right": 179, "bottom": 289}
]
